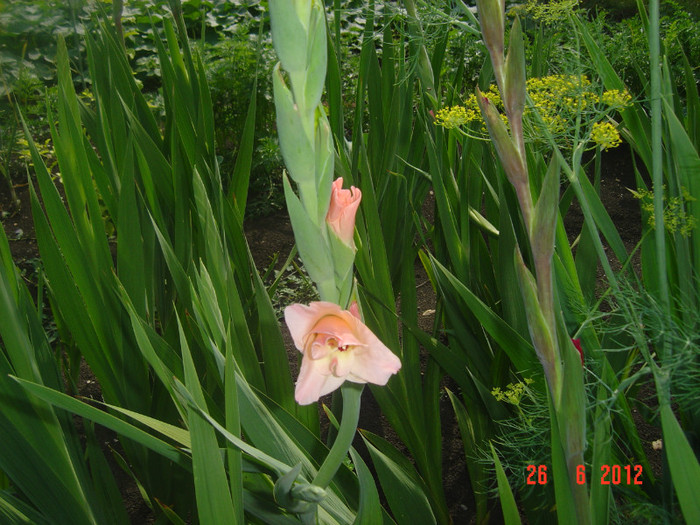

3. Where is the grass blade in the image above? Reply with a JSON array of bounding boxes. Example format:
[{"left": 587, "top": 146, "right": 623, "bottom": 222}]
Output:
[
  {"left": 489, "top": 442, "right": 522, "bottom": 525},
  {"left": 660, "top": 404, "right": 700, "bottom": 524}
]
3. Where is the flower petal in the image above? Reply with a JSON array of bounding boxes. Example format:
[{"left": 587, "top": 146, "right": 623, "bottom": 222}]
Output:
[
  {"left": 284, "top": 303, "right": 319, "bottom": 351},
  {"left": 326, "top": 178, "right": 362, "bottom": 247},
  {"left": 284, "top": 302, "right": 345, "bottom": 351},
  {"left": 347, "top": 323, "right": 401, "bottom": 385},
  {"left": 348, "top": 301, "right": 361, "bottom": 319},
  {"left": 294, "top": 354, "right": 345, "bottom": 405},
  {"left": 330, "top": 350, "right": 355, "bottom": 378},
  {"left": 311, "top": 315, "right": 364, "bottom": 347},
  {"left": 287, "top": 301, "right": 401, "bottom": 404}
]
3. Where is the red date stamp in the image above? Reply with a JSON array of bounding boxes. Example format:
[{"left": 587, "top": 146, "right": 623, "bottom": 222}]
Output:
[{"left": 526, "top": 464, "right": 643, "bottom": 485}]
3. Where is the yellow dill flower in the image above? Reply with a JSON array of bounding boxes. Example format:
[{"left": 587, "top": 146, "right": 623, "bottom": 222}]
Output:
[
  {"left": 491, "top": 387, "right": 505, "bottom": 401},
  {"left": 486, "top": 84, "right": 503, "bottom": 106},
  {"left": 524, "top": 74, "right": 597, "bottom": 137},
  {"left": 456, "top": 74, "right": 624, "bottom": 149},
  {"left": 601, "top": 89, "right": 632, "bottom": 108},
  {"left": 630, "top": 186, "right": 697, "bottom": 237},
  {"left": 434, "top": 105, "right": 469, "bottom": 129},
  {"left": 524, "top": 0, "right": 581, "bottom": 26},
  {"left": 590, "top": 121, "right": 622, "bottom": 150},
  {"left": 492, "top": 380, "right": 533, "bottom": 406}
]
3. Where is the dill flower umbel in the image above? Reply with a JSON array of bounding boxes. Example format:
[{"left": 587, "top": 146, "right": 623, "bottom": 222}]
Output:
[
  {"left": 436, "top": 75, "right": 631, "bottom": 150},
  {"left": 491, "top": 378, "right": 534, "bottom": 406},
  {"left": 630, "top": 185, "right": 697, "bottom": 237},
  {"left": 601, "top": 89, "right": 632, "bottom": 109},
  {"left": 434, "top": 105, "right": 470, "bottom": 129},
  {"left": 590, "top": 121, "right": 622, "bottom": 150}
]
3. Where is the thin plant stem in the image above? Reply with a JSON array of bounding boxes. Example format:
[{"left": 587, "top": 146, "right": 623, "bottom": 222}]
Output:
[
  {"left": 300, "top": 382, "right": 363, "bottom": 522},
  {"left": 312, "top": 382, "right": 363, "bottom": 489},
  {"left": 648, "top": 0, "right": 671, "bottom": 360}
]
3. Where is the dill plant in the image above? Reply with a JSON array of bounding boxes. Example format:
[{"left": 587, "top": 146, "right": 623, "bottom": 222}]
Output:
[
  {"left": 577, "top": 278, "right": 696, "bottom": 524},
  {"left": 476, "top": 378, "right": 552, "bottom": 504},
  {"left": 613, "top": 279, "right": 700, "bottom": 421},
  {"left": 630, "top": 185, "right": 697, "bottom": 238},
  {"left": 434, "top": 75, "right": 632, "bottom": 153}
]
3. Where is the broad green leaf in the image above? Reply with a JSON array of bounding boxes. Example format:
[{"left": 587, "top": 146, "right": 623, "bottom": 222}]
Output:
[
  {"left": 349, "top": 448, "right": 384, "bottom": 525},
  {"left": 233, "top": 376, "right": 355, "bottom": 523},
  {"left": 273, "top": 66, "right": 315, "bottom": 187},
  {"left": 268, "top": 0, "right": 307, "bottom": 75},
  {"left": 489, "top": 443, "right": 522, "bottom": 525},
  {"left": 12, "top": 378, "right": 189, "bottom": 469},
  {"left": 660, "top": 404, "right": 700, "bottom": 524},
  {"left": 504, "top": 17, "right": 525, "bottom": 119},
  {"left": 576, "top": 166, "right": 628, "bottom": 266},
  {"left": 446, "top": 390, "right": 490, "bottom": 524},
  {"left": 178, "top": 319, "right": 238, "bottom": 524},
  {"left": 589, "top": 381, "right": 612, "bottom": 525},
  {"left": 84, "top": 423, "right": 130, "bottom": 525},
  {"left": 0, "top": 365, "right": 97, "bottom": 525},
  {"left": 531, "top": 156, "right": 559, "bottom": 265},
  {"left": 547, "top": 395, "right": 575, "bottom": 525},
  {"left": 427, "top": 253, "right": 537, "bottom": 373},
  {"left": 663, "top": 98, "right": 700, "bottom": 279},
  {"left": 303, "top": 2, "right": 327, "bottom": 112},
  {"left": 225, "top": 329, "right": 245, "bottom": 525},
  {"left": 0, "top": 492, "right": 49, "bottom": 525},
  {"left": 361, "top": 430, "right": 436, "bottom": 525},
  {"left": 282, "top": 173, "right": 334, "bottom": 290},
  {"left": 230, "top": 75, "right": 257, "bottom": 216}
]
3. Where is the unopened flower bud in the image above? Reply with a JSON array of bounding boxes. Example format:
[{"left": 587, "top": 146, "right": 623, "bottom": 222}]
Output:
[
  {"left": 476, "top": 88, "right": 526, "bottom": 187},
  {"left": 476, "top": 0, "right": 506, "bottom": 81},
  {"left": 504, "top": 17, "right": 526, "bottom": 121}
]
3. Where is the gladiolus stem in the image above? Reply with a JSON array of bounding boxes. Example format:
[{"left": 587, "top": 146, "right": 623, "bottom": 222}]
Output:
[{"left": 312, "top": 382, "right": 363, "bottom": 489}]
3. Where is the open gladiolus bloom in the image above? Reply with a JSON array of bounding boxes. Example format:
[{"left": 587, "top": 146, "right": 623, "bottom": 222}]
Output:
[
  {"left": 326, "top": 178, "right": 362, "bottom": 249},
  {"left": 284, "top": 301, "right": 401, "bottom": 405}
]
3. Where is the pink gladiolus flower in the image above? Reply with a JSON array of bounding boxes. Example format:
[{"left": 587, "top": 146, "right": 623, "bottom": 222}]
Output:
[
  {"left": 326, "top": 178, "right": 361, "bottom": 248},
  {"left": 284, "top": 301, "right": 401, "bottom": 405},
  {"left": 572, "top": 338, "right": 584, "bottom": 365}
]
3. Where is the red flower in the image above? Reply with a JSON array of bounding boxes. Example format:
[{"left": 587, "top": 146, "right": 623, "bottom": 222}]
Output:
[{"left": 571, "top": 338, "right": 584, "bottom": 365}]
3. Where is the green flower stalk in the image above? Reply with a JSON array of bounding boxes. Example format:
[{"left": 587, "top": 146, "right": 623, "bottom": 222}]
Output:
[
  {"left": 476, "top": 90, "right": 533, "bottom": 228},
  {"left": 475, "top": 5, "right": 590, "bottom": 525},
  {"left": 269, "top": 1, "right": 402, "bottom": 520},
  {"left": 504, "top": 17, "right": 526, "bottom": 156},
  {"left": 476, "top": 0, "right": 506, "bottom": 89},
  {"left": 270, "top": 0, "right": 343, "bottom": 303}
]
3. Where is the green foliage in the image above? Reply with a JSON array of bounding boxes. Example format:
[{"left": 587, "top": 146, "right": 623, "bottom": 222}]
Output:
[
  {"left": 0, "top": 0, "right": 89, "bottom": 94},
  {"left": 203, "top": 34, "right": 285, "bottom": 217},
  {"left": 435, "top": 74, "right": 632, "bottom": 153},
  {"left": 596, "top": 3, "right": 700, "bottom": 98},
  {"left": 0, "top": 0, "right": 270, "bottom": 97},
  {"left": 267, "top": 258, "right": 319, "bottom": 320},
  {"left": 483, "top": 381, "right": 552, "bottom": 510},
  {"left": 0, "top": 0, "right": 288, "bottom": 217},
  {"left": 631, "top": 185, "right": 697, "bottom": 237},
  {"left": 1, "top": 0, "right": 700, "bottom": 523},
  {"left": 514, "top": 0, "right": 700, "bottom": 101}
]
